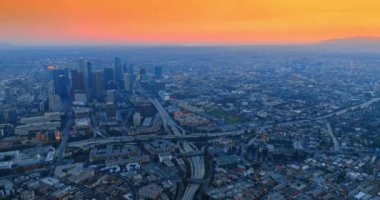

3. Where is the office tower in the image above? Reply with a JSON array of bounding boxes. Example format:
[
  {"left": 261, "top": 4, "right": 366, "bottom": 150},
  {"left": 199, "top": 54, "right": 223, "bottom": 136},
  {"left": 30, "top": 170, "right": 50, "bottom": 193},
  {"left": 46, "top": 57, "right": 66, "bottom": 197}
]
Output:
[
  {"left": 140, "top": 67, "right": 146, "bottom": 75},
  {"left": 85, "top": 60, "right": 92, "bottom": 88},
  {"left": 52, "top": 68, "right": 70, "bottom": 98},
  {"left": 0, "top": 109, "right": 17, "bottom": 124},
  {"left": 71, "top": 69, "right": 86, "bottom": 93},
  {"left": 74, "top": 93, "right": 87, "bottom": 103},
  {"left": 106, "top": 90, "right": 116, "bottom": 118},
  {"left": 78, "top": 58, "right": 86, "bottom": 72},
  {"left": 123, "top": 62, "right": 134, "bottom": 88},
  {"left": 127, "top": 64, "right": 135, "bottom": 86},
  {"left": 124, "top": 73, "right": 131, "bottom": 91},
  {"left": 48, "top": 93, "right": 62, "bottom": 111},
  {"left": 138, "top": 102, "right": 156, "bottom": 117},
  {"left": 103, "top": 67, "right": 115, "bottom": 90},
  {"left": 48, "top": 82, "right": 63, "bottom": 111},
  {"left": 154, "top": 80, "right": 166, "bottom": 92},
  {"left": 123, "top": 61, "right": 128, "bottom": 74},
  {"left": 90, "top": 70, "right": 105, "bottom": 101},
  {"left": 39, "top": 101, "right": 46, "bottom": 112},
  {"left": 133, "top": 112, "right": 142, "bottom": 127},
  {"left": 114, "top": 57, "right": 123, "bottom": 88},
  {"left": 139, "top": 67, "right": 146, "bottom": 81},
  {"left": 106, "top": 90, "right": 115, "bottom": 104},
  {"left": 154, "top": 66, "right": 162, "bottom": 78}
]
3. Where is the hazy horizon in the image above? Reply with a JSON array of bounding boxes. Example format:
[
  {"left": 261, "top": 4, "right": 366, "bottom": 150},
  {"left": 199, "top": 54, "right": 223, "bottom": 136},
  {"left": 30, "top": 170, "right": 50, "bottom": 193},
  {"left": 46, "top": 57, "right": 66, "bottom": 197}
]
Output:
[{"left": 1, "top": 35, "right": 380, "bottom": 47}]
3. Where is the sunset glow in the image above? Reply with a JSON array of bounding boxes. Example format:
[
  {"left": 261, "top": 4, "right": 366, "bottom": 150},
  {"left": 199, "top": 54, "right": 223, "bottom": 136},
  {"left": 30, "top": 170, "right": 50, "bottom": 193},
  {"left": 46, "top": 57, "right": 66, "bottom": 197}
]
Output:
[{"left": 1, "top": 0, "right": 380, "bottom": 45}]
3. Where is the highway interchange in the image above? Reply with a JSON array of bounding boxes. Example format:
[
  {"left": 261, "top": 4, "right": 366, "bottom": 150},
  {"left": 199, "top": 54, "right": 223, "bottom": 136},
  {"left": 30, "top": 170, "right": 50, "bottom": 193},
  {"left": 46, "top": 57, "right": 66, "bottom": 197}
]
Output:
[
  {"left": 57, "top": 92, "right": 380, "bottom": 199},
  {"left": 151, "top": 97, "right": 205, "bottom": 200}
]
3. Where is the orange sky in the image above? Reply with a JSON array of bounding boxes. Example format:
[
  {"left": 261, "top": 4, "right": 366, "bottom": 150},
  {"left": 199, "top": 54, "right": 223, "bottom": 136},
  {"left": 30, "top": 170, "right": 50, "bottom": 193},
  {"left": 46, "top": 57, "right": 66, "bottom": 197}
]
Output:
[{"left": 1, "top": 0, "right": 380, "bottom": 45}]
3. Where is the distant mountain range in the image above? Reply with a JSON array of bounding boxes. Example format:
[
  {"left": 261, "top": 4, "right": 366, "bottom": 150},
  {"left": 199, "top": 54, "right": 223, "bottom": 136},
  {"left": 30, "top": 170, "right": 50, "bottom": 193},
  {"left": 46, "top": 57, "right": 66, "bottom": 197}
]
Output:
[
  {"left": 1, "top": 36, "right": 380, "bottom": 53},
  {"left": 0, "top": 42, "right": 18, "bottom": 49},
  {"left": 320, "top": 36, "right": 380, "bottom": 44},
  {"left": 311, "top": 36, "right": 380, "bottom": 53}
]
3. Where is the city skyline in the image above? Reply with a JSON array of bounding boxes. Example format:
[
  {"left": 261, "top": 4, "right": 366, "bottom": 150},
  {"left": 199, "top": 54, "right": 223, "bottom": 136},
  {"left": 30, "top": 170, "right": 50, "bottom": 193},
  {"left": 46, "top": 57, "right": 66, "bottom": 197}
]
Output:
[
  {"left": 1, "top": 1, "right": 380, "bottom": 199},
  {"left": 1, "top": 0, "right": 380, "bottom": 45}
]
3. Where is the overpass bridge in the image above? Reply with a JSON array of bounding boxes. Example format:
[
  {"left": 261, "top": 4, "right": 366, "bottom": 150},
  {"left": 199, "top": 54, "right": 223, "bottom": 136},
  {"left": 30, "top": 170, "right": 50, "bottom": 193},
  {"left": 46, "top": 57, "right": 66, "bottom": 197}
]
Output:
[
  {"left": 67, "top": 129, "right": 252, "bottom": 148},
  {"left": 187, "top": 178, "right": 208, "bottom": 184},
  {"left": 174, "top": 151, "right": 204, "bottom": 157}
]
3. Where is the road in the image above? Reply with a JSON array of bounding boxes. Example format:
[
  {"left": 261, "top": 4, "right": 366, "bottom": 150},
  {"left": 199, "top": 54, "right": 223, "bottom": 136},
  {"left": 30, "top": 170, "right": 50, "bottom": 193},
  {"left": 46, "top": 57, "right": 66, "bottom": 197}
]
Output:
[
  {"left": 150, "top": 98, "right": 186, "bottom": 135},
  {"left": 68, "top": 96, "right": 380, "bottom": 149},
  {"left": 180, "top": 142, "right": 205, "bottom": 200},
  {"left": 326, "top": 122, "right": 339, "bottom": 151},
  {"left": 68, "top": 131, "right": 246, "bottom": 148},
  {"left": 55, "top": 104, "right": 73, "bottom": 166},
  {"left": 149, "top": 97, "right": 205, "bottom": 200},
  {"left": 65, "top": 94, "right": 380, "bottom": 198},
  {"left": 315, "top": 97, "right": 380, "bottom": 120}
]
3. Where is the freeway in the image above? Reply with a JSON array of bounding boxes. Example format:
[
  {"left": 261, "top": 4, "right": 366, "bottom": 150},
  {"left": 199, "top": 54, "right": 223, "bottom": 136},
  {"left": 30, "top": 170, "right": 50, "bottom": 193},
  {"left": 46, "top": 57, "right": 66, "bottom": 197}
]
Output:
[
  {"left": 150, "top": 98, "right": 186, "bottom": 135},
  {"left": 55, "top": 104, "right": 73, "bottom": 166},
  {"left": 68, "top": 96, "right": 380, "bottom": 148},
  {"left": 326, "top": 122, "right": 340, "bottom": 151},
  {"left": 65, "top": 94, "right": 380, "bottom": 200},
  {"left": 149, "top": 97, "right": 205, "bottom": 200},
  {"left": 66, "top": 95, "right": 380, "bottom": 198},
  {"left": 67, "top": 131, "right": 248, "bottom": 148},
  {"left": 180, "top": 142, "right": 205, "bottom": 200},
  {"left": 315, "top": 97, "right": 380, "bottom": 120}
]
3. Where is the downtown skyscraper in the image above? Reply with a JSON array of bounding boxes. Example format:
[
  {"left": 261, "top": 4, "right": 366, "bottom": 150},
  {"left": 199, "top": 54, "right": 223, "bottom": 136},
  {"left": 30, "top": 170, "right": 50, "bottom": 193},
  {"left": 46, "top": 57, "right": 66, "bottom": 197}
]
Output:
[{"left": 114, "top": 57, "right": 123, "bottom": 89}]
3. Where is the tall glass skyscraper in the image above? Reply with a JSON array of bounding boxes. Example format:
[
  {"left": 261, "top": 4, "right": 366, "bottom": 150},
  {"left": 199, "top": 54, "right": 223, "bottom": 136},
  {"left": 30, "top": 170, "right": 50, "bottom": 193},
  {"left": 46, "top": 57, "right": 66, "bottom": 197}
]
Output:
[
  {"left": 114, "top": 57, "right": 123, "bottom": 89},
  {"left": 103, "top": 67, "right": 115, "bottom": 90},
  {"left": 71, "top": 69, "right": 86, "bottom": 93},
  {"left": 52, "top": 68, "right": 70, "bottom": 98},
  {"left": 154, "top": 66, "right": 162, "bottom": 78},
  {"left": 90, "top": 70, "right": 105, "bottom": 101}
]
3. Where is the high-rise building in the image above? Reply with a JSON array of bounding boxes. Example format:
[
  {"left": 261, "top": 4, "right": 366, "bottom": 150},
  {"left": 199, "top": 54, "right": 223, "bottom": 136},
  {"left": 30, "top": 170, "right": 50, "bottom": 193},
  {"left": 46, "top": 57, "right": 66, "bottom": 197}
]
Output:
[
  {"left": 74, "top": 93, "right": 87, "bottom": 103},
  {"left": 154, "top": 66, "right": 162, "bottom": 78},
  {"left": 52, "top": 68, "right": 70, "bottom": 98},
  {"left": 106, "top": 90, "right": 115, "bottom": 104},
  {"left": 138, "top": 102, "right": 156, "bottom": 117},
  {"left": 39, "top": 101, "right": 46, "bottom": 112},
  {"left": 114, "top": 57, "right": 123, "bottom": 88},
  {"left": 103, "top": 67, "right": 115, "bottom": 90},
  {"left": 154, "top": 80, "right": 166, "bottom": 92},
  {"left": 78, "top": 58, "right": 86, "bottom": 72},
  {"left": 123, "top": 60, "right": 128, "bottom": 73},
  {"left": 133, "top": 112, "right": 142, "bottom": 127},
  {"left": 48, "top": 82, "right": 63, "bottom": 111},
  {"left": 78, "top": 58, "right": 92, "bottom": 96},
  {"left": 106, "top": 90, "right": 116, "bottom": 117},
  {"left": 71, "top": 69, "right": 86, "bottom": 93},
  {"left": 138, "top": 67, "right": 146, "bottom": 81},
  {"left": 0, "top": 110, "right": 17, "bottom": 124},
  {"left": 90, "top": 70, "right": 105, "bottom": 101},
  {"left": 124, "top": 73, "right": 131, "bottom": 91},
  {"left": 128, "top": 64, "right": 134, "bottom": 77},
  {"left": 127, "top": 64, "right": 135, "bottom": 87},
  {"left": 85, "top": 60, "right": 92, "bottom": 88}
]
